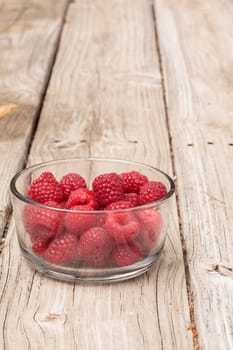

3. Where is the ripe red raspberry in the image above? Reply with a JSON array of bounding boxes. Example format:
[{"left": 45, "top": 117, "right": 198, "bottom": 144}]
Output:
[
  {"left": 66, "top": 188, "right": 99, "bottom": 209},
  {"left": 77, "top": 227, "right": 113, "bottom": 267},
  {"left": 45, "top": 233, "right": 78, "bottom": 265},
  {"left": 136, "top": 209, "right": 162, "bottom": 232},
  {"left": 32, "top": 237, "right": 51, "bottom": 256},
  {"left": 95, "top": 212, "right": 106, "bottom": 227},
  {"left": 28, "top": 226, "right": 56, "bottom": 243},
  {"left": 136, "top": 209, "right": 162, "bottom": 252},
  {"left": 92, "top": 172, "right": 124, "bottom": 207},
  {"left": 124, "top": 193, "right": 141, "bottom": 207},
  {"left": 105, "top": 212, "right": 139, "bottom": 243},
  {"left": 27, "top": 172, "right": 63, "bottom": 204},
  {"left": 105, "top": 200, "right": 133, "bottom": 211},
  {"left": 136, "top": 209, "right": 163, "bottom": 253},
  {"left": 140, "top": 181, "right": 167, "bottom": 204},
  {"left": 83, "top": 252, "right": 112, "bottom": 268},
  {"left": 120, "top": 171, "right": 148, "bottom": 194},
  {"left": 64, "top": 205, "right": 96, "bottom": 236},
  {"left": 45, "top": 200, "right": 64, "bottom": 209},
  {"left": 60, "top": 173, "right": 87, "bottom": 200},
  {"left": 23, "top": 202, "right": 63, "bottom": 240},
  {"left": 113, "top": 242, "right": 142, "bottom": 267}
]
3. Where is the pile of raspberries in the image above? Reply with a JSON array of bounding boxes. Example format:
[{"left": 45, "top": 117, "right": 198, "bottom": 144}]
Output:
[{"left": 23, "top": 170, "right": 167, "bottom": 268}]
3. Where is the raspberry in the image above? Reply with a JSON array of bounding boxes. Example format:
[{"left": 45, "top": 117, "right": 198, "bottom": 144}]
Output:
[
  {"left": 23, "top": 202, "right": 63, "bottom": 240},
  {"left": 59, "top": 201, "right": 68, "bottom": 209},
  {"left": 28, "top": 172, "right": 63, "bottom": 204},
  {"left": 60, "top": 173, "right": 87, "bottom": 200},
  {"left": 77, "top": 227, "right": 113, "bottom": 267},
  {"left": 136, "top": 209, "right": 162, "bottom": 232},
  {"left": 136, "top": 209, "right": 162, "bottom": 252},
  {"left": 105, "top": 212, "right": 139, "bottom": 243},
  {"left": 140, "top": 181, "right": 167, "bottom": 204},
  {"left": 125, "top": 193, "right": 141, "bottom": 207},
  {"left": 120, "top": 171, "right": 148, "bottom": 194},
  {"left": 29, "top": 226, "right": 56, "bottom": 243},
  {"left": 32, "top": 238, "right": 51, "bottom": 256},
  {"left": 95, "top": 213, "right": 106, "bottom": 227},
  {"left": 64, "top": 205, "right": 96, "bottom": 236},
  {"left": 83, "top": 253, "right": 112, "bottom": 268},
  {"left": 44, "top": 200, "right": 64, "bottom": 209},
  {"left": 45, "top": 233, "right": 78, "bottom": 265},
  {"left": 66, "top": 188, "right": 98, "bottom": 209},
  {"left": 92, "top": 172, "right": 124, "bottom": 207},
  {"left": 105, "top": 200, "right": 133, "bottom": 211},
  {"left": 113, "top": 242, "right": 142, "bottom": 267}
]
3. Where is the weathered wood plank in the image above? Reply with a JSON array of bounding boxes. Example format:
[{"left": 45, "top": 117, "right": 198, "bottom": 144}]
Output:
[
  {"left": 1, "top": 1, "right": 193, "bottom": 349},
  {"left": 0, "top": 0, "right": 69, "bottom": 238},
  {"left": 155, "top": 0, "right": 233, "bottom": 348}
]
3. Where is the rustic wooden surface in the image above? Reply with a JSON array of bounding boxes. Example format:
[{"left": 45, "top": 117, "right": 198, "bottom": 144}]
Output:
[
  {"left": 0, "top": 0, "right": 69, "bottom": 238},
  {"left": 154, "top": 0, "right": 233, "bottom": 348},
  {"left": 0, "top": 0, "right": 232, "bottom": 349}
]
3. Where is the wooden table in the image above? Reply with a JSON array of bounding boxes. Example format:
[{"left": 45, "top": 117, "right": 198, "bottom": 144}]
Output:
[{"left": 0, "top": 1, "right": 232, "bottom": 349}]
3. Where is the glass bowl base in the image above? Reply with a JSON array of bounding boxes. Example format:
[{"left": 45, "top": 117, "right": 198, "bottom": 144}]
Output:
[{"left": 20, "top": 243, "right": 163, "bottom": 283}]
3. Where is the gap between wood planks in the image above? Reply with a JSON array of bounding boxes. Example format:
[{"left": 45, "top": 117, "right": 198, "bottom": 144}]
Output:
[
  {"left": 151, "top": 2, "right": 200, "bottom": 349},
  {"left": 25, "top": 0, "right": 72, "bottom": 163},
  {"left": 0, "top": 0, "right": 72, "bottom": 252}
]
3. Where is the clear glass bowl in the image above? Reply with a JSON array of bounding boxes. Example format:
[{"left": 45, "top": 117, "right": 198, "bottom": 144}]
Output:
[{"left": 10, "top": 157, "right": 175, "bottom": 283}]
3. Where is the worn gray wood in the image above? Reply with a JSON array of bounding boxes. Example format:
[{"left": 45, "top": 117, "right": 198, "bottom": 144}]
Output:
[
  {"left": 0, "top": 0, "right": 193, "bottom": 349},
  {"left": 0, "top": 0, "right": 69, "bottom": 238},
  {"left": 155, "top": 0, "right": 233, "bottom": 348}
]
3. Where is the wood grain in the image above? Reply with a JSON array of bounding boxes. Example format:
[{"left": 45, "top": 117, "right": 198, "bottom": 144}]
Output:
[
  {"left": 1, "top": 0, "right": 193, "bottom": 349},
  {"left": 0, "top": 0, "right": 69, "bottom": 238},
  {"left": 155, "top": 0, "right": 233, "bottom": 348}
]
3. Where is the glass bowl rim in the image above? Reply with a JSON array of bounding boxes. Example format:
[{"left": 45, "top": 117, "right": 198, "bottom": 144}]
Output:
[{"left": 10, "top": 157, "right": 175, "bottom": 213}]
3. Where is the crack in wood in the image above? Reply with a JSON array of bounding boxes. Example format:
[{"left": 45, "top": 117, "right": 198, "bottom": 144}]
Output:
[
  {"left": 205, "top": 192, "right": 225, "bottom": 205},
  {"left": 155, "top": 262, "right": 164, "bottom": 349},
  {"left": 24, "top": 0, "right": 72, "bottom": 165},
  {"left": 0, "top": 207, "right": 12, "bottom": 247},
  {"left": 0, "top": 237, "right": 6, "bottom": 252},
  {"left": 208, "top": 264, "right": 233, "bottom": 278},
  {"left": 137, "top": 313, "right": 146, "bottom": 348}
]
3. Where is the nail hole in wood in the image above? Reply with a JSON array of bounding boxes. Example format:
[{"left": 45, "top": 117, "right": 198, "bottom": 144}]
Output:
[
  {"left": 80, "top": 139, "right": 87, "bottom": 143},
  {"left": 229, "top": 143, "right": 233, "bottom": 146},
  {"left": 54, "top": 140, "right": 60, "bottom": 143},
  {"left": 187, "top": 143, "right": 194, "bottom": 147},
  {"left": 207, "top": 141, "right": 214, "bottom": 145},
  {"left": 129, "top": 140, "right": 138, "bottom": 144}
]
